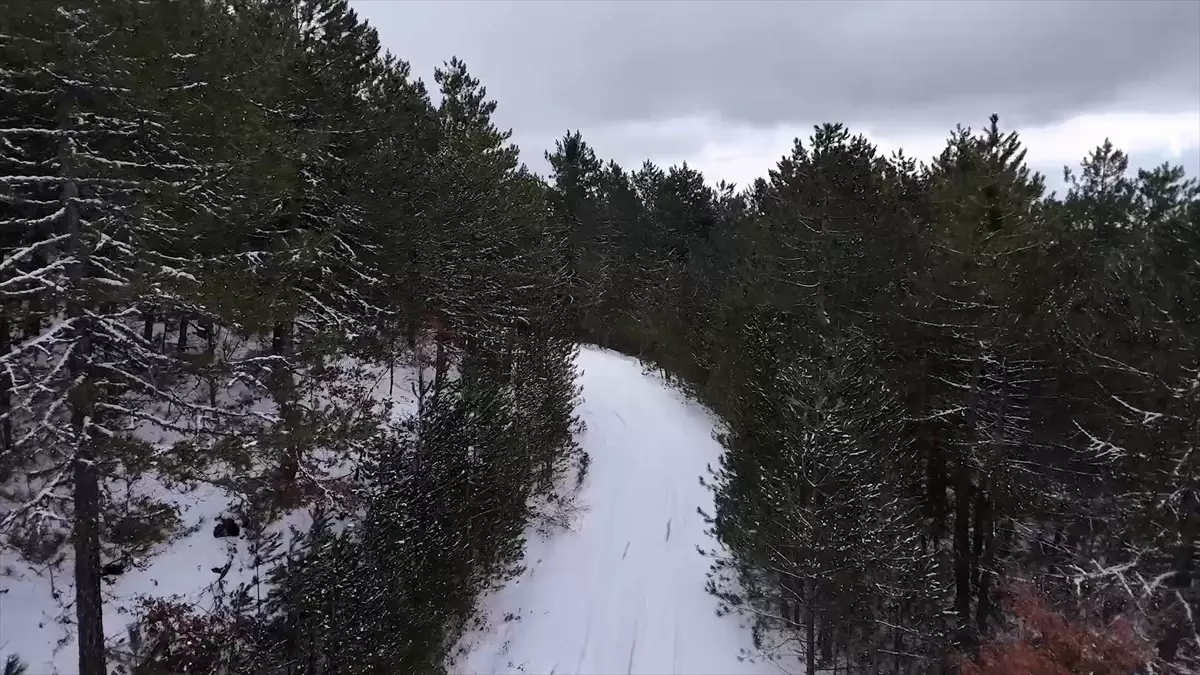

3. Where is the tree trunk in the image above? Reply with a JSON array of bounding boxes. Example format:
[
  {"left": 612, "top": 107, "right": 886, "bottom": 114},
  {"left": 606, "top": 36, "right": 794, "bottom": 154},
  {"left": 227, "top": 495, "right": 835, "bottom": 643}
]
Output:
[
  {"left": 389, "top": 352, "right": 396, "bottom": 399},
  {"left": 976, "top": 491, "right": 993, "bottom": 635},
  {"left": 917, "top": 355, "right": 948, "bottom": 545},
  {"left": 205, "top": 319, "right": 217, "bottom": 406},
  {"left": 0, "top": 312, "right": 10, "bottom": 452},
  {"left": 805, "top": 580, "right": 816, "bottom": 675},
  {"left": 272, "top": 321, "right": 299, "bottom": 486},
  {"left": 927, "top": 442, "right": 948, "bottom": 543},
  {"left": 142, "top": 310, "right": 154, "bottom": 344},
  {"left": 1171, "top": 488, "right": 1197, "bottom": 588},
  {"left": 204, "top": 318, "right": 215, "bottom": 353},
  {"left": 73, "top": 416, "right": 104, "bottom": 675},
  {"left": 433, "top": 332, "right": 447, "bottom": 401},
  {"left": 820, "top": 620, "right": 833, "bottom": 665},
  {"left": 867, "top": 595, "right": 881, "bottom": 675},
  {"left": 891, "top": 602, "right": 902, "bottom": 675},
  {"left": 971, "top": 483, "right": 983, "bottom": 596},
  {"left": 956, "top": 354, "right": 984, "bottom": 647},
  {"left": 1157, "top": 608, "right": 1188, "bottom": 662},
  {"left": 176, "top": 314, "right": 189, "bottom": 354},
  {"left": 502, "top": 323, "right": 517, "bottom": 376},
  {"left": 23, "top": 283, "right": 42, "bottom": 339},
  {"left": 953, "top": 464, "right": 972, "bottom": 637},
  {"left": 62, "top": 90, "right": 105, "bottom": 674}
]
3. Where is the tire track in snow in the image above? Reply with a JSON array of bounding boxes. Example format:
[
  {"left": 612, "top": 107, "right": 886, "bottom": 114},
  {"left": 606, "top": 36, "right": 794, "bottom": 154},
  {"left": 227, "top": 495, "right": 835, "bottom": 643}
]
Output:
[
  {"left": 626, "top": 619, "right": 638, "bottom": 674},
  {"left": 627, "top": 597, "right": 646, "bottom": 674},
  {"left": 575, "top": 613, "right": 590, "bottom": 674}
]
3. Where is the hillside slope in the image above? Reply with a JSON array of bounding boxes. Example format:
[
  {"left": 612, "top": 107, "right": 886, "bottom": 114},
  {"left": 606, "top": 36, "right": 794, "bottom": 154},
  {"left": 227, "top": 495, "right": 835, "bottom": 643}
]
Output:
[{"left": 453, "top": 346, "right": 795, "bottom": 675}]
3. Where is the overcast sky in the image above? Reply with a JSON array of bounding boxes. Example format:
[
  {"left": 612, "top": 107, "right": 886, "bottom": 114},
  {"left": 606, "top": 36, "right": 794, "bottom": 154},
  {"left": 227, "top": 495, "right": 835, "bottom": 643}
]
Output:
[{"left": 351, "top": 0, "right": 1200, "bottom": 191}]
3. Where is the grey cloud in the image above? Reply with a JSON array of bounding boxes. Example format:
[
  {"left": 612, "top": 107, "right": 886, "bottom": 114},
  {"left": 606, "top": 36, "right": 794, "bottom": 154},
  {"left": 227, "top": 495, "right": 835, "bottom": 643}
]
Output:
[
  {"left": 352, "top": 0, "right": 1199, "bottom": 138},
  {"left": 1112, "top": 145, "right": 1200, "bottom": 180},
  {"left": 1034, "top": 145, "right": 1200, "bottom": 197}
]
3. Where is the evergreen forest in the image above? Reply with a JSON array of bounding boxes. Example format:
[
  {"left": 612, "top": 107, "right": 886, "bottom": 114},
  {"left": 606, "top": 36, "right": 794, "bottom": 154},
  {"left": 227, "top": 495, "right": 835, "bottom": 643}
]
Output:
[{"left": 1, "top": 1, "right": 1196, "bottom": 674}]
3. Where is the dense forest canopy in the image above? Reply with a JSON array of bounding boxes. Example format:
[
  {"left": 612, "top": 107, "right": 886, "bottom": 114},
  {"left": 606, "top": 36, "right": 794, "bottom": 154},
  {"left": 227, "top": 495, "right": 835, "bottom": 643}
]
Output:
[{"left": 1, "top": 1, "right": 1196, "bottom": 674}]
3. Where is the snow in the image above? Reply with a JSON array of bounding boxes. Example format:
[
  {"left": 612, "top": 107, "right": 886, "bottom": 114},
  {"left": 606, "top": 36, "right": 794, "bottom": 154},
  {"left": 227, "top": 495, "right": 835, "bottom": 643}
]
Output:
[
  {"left": 0, "top": 352, "right": 425, "bottom": 675},
  {"left": 2, "top": 345, "right": 797, "bottom": 674},
  {"left": 0, "top": 471, "right": 336, "bottom": 674},
  {"left": 1, "top": 478, "right": 265, "bottom": 673},
  {"left": 452, "top": 346, "right": 794, "bottom": 675}
]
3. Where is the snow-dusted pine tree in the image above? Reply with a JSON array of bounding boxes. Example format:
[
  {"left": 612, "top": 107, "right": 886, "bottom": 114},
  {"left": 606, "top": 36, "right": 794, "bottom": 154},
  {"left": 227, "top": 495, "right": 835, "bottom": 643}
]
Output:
[{"left": 0, "top": 2, "right": 280, "bottom": 672}]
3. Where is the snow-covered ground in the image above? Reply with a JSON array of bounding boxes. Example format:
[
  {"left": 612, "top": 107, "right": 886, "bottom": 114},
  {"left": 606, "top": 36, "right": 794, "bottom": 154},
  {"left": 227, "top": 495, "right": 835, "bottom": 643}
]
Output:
[
  {"left": 1, "top": 479, "right": 317, "bottom": 673},
  {"left": 4, "top": 345, "right": 798, "bottom": 674},
  {"left": 0, "top": 355, "right": 426, "bottom": 675},
  {"left": 452, "top": 346, "right": 797, "bottom": 675}
]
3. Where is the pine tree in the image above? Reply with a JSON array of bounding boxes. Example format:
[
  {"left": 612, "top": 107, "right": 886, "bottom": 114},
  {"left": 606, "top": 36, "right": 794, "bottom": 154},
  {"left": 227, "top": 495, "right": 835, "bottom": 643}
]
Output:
[
  {"left": 545, "top": 130, "right": 604, "bottom": 337},
  {"left": 0, "top": 3, "right": 275, "bottom": 671}
]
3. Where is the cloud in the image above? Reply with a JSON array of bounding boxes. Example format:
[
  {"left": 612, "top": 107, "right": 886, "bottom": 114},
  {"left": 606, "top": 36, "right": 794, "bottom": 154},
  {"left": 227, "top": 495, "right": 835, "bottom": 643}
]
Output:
[{"left": 351, "top": 0, "right": 1200, "bottom": 184}]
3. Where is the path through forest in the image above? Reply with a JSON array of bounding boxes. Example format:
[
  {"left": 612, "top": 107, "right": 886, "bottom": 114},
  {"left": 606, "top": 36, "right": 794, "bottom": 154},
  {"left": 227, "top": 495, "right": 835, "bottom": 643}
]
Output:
[{"left": 453, "top": 346, "right": 795, "bottom": 675}]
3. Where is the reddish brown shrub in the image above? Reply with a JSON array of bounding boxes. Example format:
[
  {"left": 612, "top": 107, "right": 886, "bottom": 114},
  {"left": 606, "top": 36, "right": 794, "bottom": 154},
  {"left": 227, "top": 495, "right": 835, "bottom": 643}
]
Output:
[
  {"left": 961, "top": 586, "right": 1153, "bottom": 675},
  {"left": 131, "top": 597, "right": 237, "bottom": 674}
]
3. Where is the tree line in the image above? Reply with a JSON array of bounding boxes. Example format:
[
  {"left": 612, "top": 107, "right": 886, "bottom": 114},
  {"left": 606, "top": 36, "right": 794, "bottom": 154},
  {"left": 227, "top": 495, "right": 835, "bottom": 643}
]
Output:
[
  {"left": 1, "top": 1, "right": 580, "bottom": 673},
  {"left": 548, "top": 119, "right": 1198, "bottom": 673}
]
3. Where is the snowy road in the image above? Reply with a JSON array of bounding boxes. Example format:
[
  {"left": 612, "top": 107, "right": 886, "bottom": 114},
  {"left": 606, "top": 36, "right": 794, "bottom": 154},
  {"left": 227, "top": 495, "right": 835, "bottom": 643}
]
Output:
[{"left": 453, "top": 346, "right": 788, "bottom": 675}]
